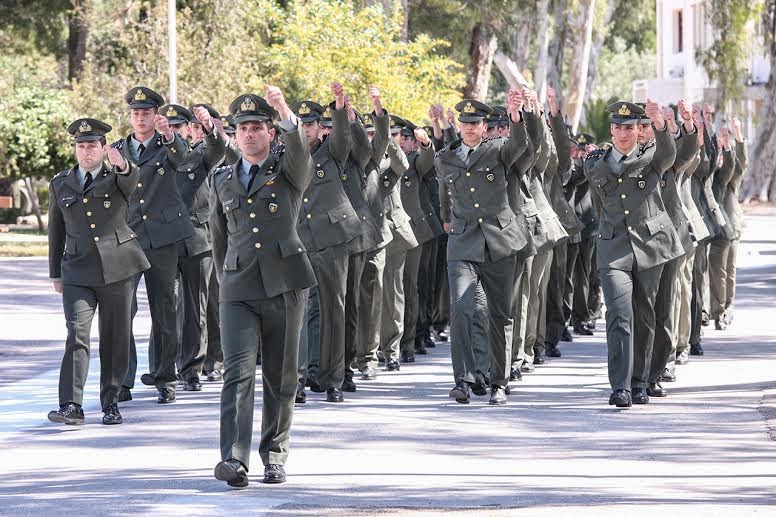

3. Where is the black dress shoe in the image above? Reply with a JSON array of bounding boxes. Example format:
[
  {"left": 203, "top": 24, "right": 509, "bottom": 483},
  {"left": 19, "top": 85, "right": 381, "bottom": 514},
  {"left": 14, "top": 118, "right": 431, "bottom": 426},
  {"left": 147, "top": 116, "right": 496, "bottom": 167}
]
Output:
[
  {"left": 400, "top": 350, "right": 415, "bottom": 363},
  {"left": 632, "top": 387, "right": 650, "bottom": 404},
  {"left": 509, "top": 367, "right": 523, "bottom": 381},
  {"left": 690, "top": 343, "right": 704, "bottom": 356},
  {"left": 660, "top": 368, "right": 676, "bottom": 382},
  {"left": 102, "top": 403, "right": 123, "bottom": 425},
  {"left": 48, "top": 402, "right": 85, "bottom": 425},
  {"left": 342, "top": 374, "right": 357, "bottom": 393},
  {"left": 545, "top": 344, "right": 561, "bottom": 358},
  {"left": 585, "top": 320, "right": 596, "bottom": 330},
  {"left": 608, "top": 389, "right": 632, "bottom": 408},
  {"left": 295, "top": 380, "right": 306, "bottom": 404},
  {"left": 214, "top": 459, "right": 248, "bottom": 488},
  {"left": 118, "top": 386, "right": 132, "bottom": 402},
  {"left": 471, "top": 378, "right": 488, "bottom": 397},
  {"left": 176, "top": 373, "right": 185, "bottom": 387},
  {"left": 560, "top": 328, "right": 573, "bottom": 342},
  {"left": 386, "top": 359, "right": 401, "bottom": 371},
  {"left": 377, "top": 351, "right": 386, "bottom": 363},
  {"left": 306, "top": 372, "right": 324, "bottom": 393},
  {"left": 701, "top": 311, "right": 710, "bottom": 326},
  {"left": 489, "top": 386, "right": 507, "bottom": 405},
  {"left": 360, "top": 367, "right": 377, "bottom": 380},
  {"left": 157, "top": 387, "right": 176, "bottom": 404},
  {"left": 414, "top": 344, "right": 428, "bottom": 355},
  {"left": 573, "top": 325, "right": 594, "bottom": 336},
  {"left": 533, "top": 354, "right": 544, "bottom": 365},
  {"left": 140, "top": 373, "right": 155, "bottom": 386},
  {"left": 714, "top": 319, "right": 727, "bottom": 331},
  {"left": 424, "top": 335, "right": 436, "bottom": 348},
  {"left": 185, "top": 378, "right": 202, "bottom": 392},
  {"left": 520, "top": 363, "right": 535, "bottom": 373},
  {"left": 449, "top": 381, "right": 470, "bottom": 404},
  {"left": 263, "top": 464, "right": 286, "bottom": 484},
  {"left": 326, "top": 387, "right": 344, "bottom": 402},
  {"left": 206, "top": 370, "right": 223, "bottom": 382},
  {"left": 647, "top": 382, "right": 667, "bottom": 397}
]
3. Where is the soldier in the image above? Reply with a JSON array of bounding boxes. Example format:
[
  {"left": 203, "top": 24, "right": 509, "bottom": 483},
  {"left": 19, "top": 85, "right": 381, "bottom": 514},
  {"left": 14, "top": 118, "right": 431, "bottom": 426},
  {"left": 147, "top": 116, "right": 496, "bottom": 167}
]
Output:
[
  {"left": 116, "top": 86, "right": 193, "bottom": 404},
  {"left": 211, "top": 87, "right": 316, "bottom": 487},
  {"left": 163, "top": 103, "right": 226, "bottom": 391},
  {"left": 584, "top": 99, "right": 680, "bottom": 408},
  {"left": 435, "top": 90, "right": 529, "bottom": 405},
  {"left": 47, "top": 118, "right": 150, "bottom": 425},
  {"left": 721, "top": 118, "right": 747, "bottom": 323}
]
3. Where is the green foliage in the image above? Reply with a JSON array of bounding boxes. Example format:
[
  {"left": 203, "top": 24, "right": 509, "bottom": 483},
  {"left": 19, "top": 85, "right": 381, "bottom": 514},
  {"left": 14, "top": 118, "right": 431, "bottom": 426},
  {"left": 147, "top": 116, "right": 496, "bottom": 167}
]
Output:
[
  {"left": 593, "top": 37, "right": 656, "bottom": 102},
  {"left": 579, "top": 96, "right": 617, "bottom": 143},
  {"left": 0, "top": 87, "right": 74, "bottom": 180},
  {"left": 698, "top": 0, "right": 764, "bottom": 102},
  {"left": 603, "top": 0, "right": 657, "bottom": 54}
]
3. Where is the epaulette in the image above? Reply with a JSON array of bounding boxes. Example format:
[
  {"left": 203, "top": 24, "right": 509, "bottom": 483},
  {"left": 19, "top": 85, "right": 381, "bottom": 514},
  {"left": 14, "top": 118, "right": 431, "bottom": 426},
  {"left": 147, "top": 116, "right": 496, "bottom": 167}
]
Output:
[
  {"left": 585, "top": 148, "right": 606, "bottom": 165},
  {"left": 110, "top": 139, "right": 125, "bottom": 151},
  {"left": 214, "top": 164, "right": 231, "bottom": 175},
  {"left": 272, "top": 141, "right": 286, "bottom": 155},
  {"left": 434, "top": 146, "right": 448, "bottom": 158},
  {"left": 51, "top": 169, "right": 70, "bottom": 181},
  {"left": 638, "top": 140, "right": 656, "bottom": 158}
]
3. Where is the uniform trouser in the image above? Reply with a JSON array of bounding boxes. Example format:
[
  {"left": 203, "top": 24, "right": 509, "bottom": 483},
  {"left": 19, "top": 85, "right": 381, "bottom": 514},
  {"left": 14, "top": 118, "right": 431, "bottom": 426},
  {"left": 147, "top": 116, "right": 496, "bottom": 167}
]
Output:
[
  {"left": 177, "top": 251, "right": 213, "bottom": 382},
  {"left": 690, "top": 242, "right": 709, "bottom": 347},
  {"left": 725, "top": 239, "right": 739, "bottom": 314},
  {"left": 648, "top": 257, "right": 681, "bottom": 383},
  {"left": 511, "top": 256, "right": 532, "bottom": 368},
  {"left": 125, "top": 244, "right": 179, "bottom": 390},
  {"left": 471, "top": 282, "right": 490, "bottom": 374},
  {"left": 59, "top": 278, "right": 134, "bottom": 410},
  {"left": 525, "top": 250, "right": 553, "bottom": 360},
  {"left": 381, "top": 245, "right": 407, "bottom": 361},
  {"left": 572, "top": 237, "right": 595, "bottom": 327},
  {"left": 356, "top": 247, "right": 386, "bottom": 371},
  {"left": 708, "top": 238, "right": 732, "bottom": 321},
  {"left": 415, "top": 239, "right": 438, "bottom": 344},
  {"left": 219, "top": 290, "right": 304, "bottom": 470},
  {"left": 344, "top": 251, "right": 365, "bottom": 376},
  {"left": 599, "top": 264, "right": 663, "bottom": 392},
  {"left": 204, "top": 268, "right": 223, "bottom": 373},
  {"left": 545, "top": 244, "right": 569, "bottom": 347},
  {"left": 588, "top": 251, "right": 603, "bottom": 319},
  {"left": 562, "top": 241, "right": 580, "bottom": 324},
  {"left": 668, "top": 252, "right": 694, "bottom": 369},
  {"left": 307, "top": 245, "right": 349, "bottom": 390},
  {"left": 432, "top": 235, "right": 450, "bottom": 331},
  {"left": 400, "top": 245, "right": 423, "bottom": 353},
  {"left": 448, "top": 253, "right": 516, "bottom": 388}
]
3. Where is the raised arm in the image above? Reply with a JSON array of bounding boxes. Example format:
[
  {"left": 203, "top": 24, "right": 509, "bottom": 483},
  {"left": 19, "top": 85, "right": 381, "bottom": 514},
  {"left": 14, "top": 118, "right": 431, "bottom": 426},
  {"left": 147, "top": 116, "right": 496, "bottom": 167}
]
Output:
[{"left": 267, "top": 85, "right": 313, "bottom": 193}]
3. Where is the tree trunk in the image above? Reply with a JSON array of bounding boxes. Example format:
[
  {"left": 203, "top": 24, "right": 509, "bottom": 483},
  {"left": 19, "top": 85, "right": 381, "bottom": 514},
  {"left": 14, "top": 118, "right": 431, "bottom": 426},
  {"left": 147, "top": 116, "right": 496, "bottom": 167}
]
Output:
[
  {"left": 67, "top": 0, "right": 89, "bottom": 82},
  {"left": 464, "top": 22, "right": 498, "bottom": 101},
  {"left": 533, "top": 0, "right": 551, "bottom": 98},
  {"left": 494, "top": 51, "right": 530, "bottom": 89},
  {"left": 584, "top": 0, "right": 617, "bottom": 105},
  {"left": 24, "top": 177, "right": 44, "bottom": 232},
  {"left": 564, "top": 0, "right": 596, "bottom": 133},
  {"left": 743, "top": 0, "right": 776, "bottom": 201},
  {"left": 545, "top": 0, "right": 568, "bottom": 104},
  {"left": 511, "top": 3, "right": 535, "bottom": 73}
]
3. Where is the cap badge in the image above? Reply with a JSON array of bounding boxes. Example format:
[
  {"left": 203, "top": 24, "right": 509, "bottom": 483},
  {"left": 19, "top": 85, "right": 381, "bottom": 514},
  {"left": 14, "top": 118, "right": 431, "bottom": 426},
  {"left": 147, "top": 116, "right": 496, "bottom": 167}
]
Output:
[
  {"left": 103, "top": 201, "right": 111, "bottom": 209},
  {"left": 298, "top": 103, "right": 311, "bottom": 115},
  {"left": 166, "top": 107, "right": 178, "bottom": 118},
  {"left": 134, "top": 90, "right": 147, "bottom": 101},
  {"left": 322, "top": 108, "right": 332, "bottom": 118},
  {"left": 578, "top": 135, "right": 586, "bottom": 143},
  {"left": 78, "top": 121, "right": 92, "bottom": 134},
  {"left": 618, "top": 104, "right": 631, "bottom": 116},
  {"left": 463, "top": 102, "right": 476, "bottom": 114},
  {"left": 240, "top": 96, "right": 257, "bottom": 113}
]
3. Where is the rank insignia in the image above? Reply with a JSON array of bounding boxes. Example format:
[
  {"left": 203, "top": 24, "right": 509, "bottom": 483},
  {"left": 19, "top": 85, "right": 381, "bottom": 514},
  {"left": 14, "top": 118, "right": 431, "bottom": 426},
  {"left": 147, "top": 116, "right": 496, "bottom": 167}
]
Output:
[
  {"left": 660, "top": 180, "right": 666, "bottom": 188},
  {"left": 266, "top": 180, "right": 275, "bottom": 186},
  {"left": 405, "top": 180, "right": 411, "bottom": 187},
  {"left": 487, "top": 173, "right": 495, "bottom": 182},
  {"left": 383, "top": 181, "right": 390, "bottom": 187},
  {"left": 341, "top": 174, "right": 348, "bottom": 181},
  {"left": 188, "top": 173, "right": 195, "bottom": 180},
  {"left": 157, "top": 168, "right": 165, "bottom": 176},
  {"left": 269, "top": 202, "right": 278, "bottom": 214},
  {"left": 638, "top": 180, "right": 646, "bottom": 189},
  {"left": 317, "top": 170, "right": 325, "bottom": 178},
  {"left": 104, "top": 201, "right": 111, "bottom": 209}
]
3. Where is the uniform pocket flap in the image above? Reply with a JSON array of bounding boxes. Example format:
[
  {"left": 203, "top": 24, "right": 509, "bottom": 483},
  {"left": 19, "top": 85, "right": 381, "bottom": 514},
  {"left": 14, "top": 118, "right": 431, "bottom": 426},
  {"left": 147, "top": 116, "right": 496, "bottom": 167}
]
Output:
[
  {"left": 592, "top": 175, "right": 608, "bottom": 190},
  {"left": 597, "top": 222, "right": 614, "bottom": 239},
  {"left": 61, "top": 196, "right": 78, "bottom": 207},
  {"left": 115, "top": 226, "right": 136, "bottom": 244},
  {"left": 645, "top": 211, "right": 672, "bottom": 236},
  {"left": 328, "top": 206, "right": 355, "bottom": 224},
  {"left": 223, "top": 250, "right": 238, "bottom": 271},
  {"left": 195, "top": 207, "right": 210, "bottom": 225},
  {"left": 443, "top": 170, "right": 461, "bottom": 185},
  {"left": 222, "top": 197, "right": 239, "bottom": 213},
  {"left": 65, "top": 237, "right": 77, "bottom": 255},
  {"left": 448, "top": 217, "right": 466, "bottom": 235},
  {"left": 497, "top": 209, "right": 514, "bottom": 229},
  {"left": 278, "top": 238, "right": 306, "bottom": 257},
  {"left": 92, "top": 182, "right": 115, "bottom": 198},
  {"left": 163, "top": 205, "right": 184, "bottom": 223},
  {"left": 388, "top": 208, "right": 410, "bottom": 227}
]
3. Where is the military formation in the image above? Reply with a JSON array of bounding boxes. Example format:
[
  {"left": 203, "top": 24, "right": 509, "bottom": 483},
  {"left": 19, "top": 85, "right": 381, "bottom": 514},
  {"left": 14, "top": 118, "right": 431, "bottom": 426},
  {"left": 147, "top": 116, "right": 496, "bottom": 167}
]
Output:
[{"left": 45, "top": 80, "right": 747, "bottom": 486}]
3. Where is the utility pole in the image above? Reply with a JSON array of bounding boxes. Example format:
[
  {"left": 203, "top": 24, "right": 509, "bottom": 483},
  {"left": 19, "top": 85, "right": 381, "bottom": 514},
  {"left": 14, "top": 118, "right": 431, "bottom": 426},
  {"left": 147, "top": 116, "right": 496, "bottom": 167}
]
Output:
[{"left": 168, "top": 0, "right": 177, "bottom": 103}]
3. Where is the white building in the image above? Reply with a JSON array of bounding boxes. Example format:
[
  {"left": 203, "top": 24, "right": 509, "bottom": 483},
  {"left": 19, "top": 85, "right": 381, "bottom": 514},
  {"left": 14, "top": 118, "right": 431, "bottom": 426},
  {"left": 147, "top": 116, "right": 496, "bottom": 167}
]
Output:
[{"left": 633, "top": 0, "right": 769, "bottom": 138}]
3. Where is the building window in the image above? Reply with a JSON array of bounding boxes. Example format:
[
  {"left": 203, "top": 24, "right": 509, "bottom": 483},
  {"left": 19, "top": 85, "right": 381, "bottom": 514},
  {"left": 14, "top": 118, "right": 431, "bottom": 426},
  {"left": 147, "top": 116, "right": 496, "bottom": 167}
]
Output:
[{"left": 673, "top": 9, "right": 684, "bottom": 53}]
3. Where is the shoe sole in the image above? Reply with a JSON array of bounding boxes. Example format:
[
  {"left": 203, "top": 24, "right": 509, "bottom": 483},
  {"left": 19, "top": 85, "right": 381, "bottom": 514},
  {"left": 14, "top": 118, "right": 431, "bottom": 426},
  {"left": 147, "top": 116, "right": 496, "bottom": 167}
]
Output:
[
  {"left": 214, "top": 463, "right": 248, "bottom": 488},
  {"left": 184, "top": 385, "right": 202, "bottom": 392},
  {"left": 647, "top": 392, "right": 668, "bottom": 398},
  {"left": 48, "top": 413, "right": 85, "bottom": 426},
  {"left": 632, "top": 399, "right": 650, "bottom": 405},
  {"left": 157, "top": 398, "right": 176, "bottom": 404},
  {"left": 102, "top": 418, "right": 123, "bottom": 425},
  {"left": 262, "top": 476, "right": 286, "bottom": 484},
  {"left": 361, "top": 375, "right": 376, "bottom": 381},
  {"left": 489, "top": 399, "right": 507, "bottom": 405},
  {"left": 325, "top": 398, "right": 344, "bottom": 403}
]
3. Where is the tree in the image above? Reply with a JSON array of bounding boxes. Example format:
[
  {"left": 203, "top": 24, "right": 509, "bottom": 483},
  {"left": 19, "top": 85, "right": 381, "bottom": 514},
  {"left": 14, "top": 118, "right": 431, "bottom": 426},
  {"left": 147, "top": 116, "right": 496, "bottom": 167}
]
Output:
[{"left": 563, "top": 0, "right": 596, "bottom": 132}]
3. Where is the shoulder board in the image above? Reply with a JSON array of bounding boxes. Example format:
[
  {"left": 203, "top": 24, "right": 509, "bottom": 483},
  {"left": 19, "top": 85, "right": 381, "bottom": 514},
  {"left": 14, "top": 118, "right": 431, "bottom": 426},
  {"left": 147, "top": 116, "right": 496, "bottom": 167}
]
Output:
[
  {"left": 156, "top": 135, "right": 163, "bottom": 146},
  {"left": 214, "top": 164, "right": 231, "bottom": 175},
  {"left": 51, "top": 169, "right": 70, "bottom": 181},
  {"left": 271, "top": 141, "right": 286, "bottom": 155},
  {"left": 638, "top": 140, "right": 656, "bottom": 158},
  {"left": 585, "top": 148, "right": 606, "bottom": 164},
  {"left": 434, "top": 146, "right": 449, "bottom": 158},
  {"left": 110, "top": 140, "right": 125, "bottom": 151}
]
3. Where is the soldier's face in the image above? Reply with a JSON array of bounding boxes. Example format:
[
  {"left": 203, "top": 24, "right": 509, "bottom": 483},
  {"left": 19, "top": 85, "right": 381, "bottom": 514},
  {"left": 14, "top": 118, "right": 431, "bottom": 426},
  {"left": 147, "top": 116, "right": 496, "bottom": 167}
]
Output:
[
  {"left": 130, "top": 108, "right": 156, "bottom": 138},
  {"left": 302, "top": 121, "right": 322, "bottom": 146},
  {"left": 399, "top": 134, "right": 416, "bottom": 154},
  {"left": 638, "top": 123, "right": 654, "bottom": 145},
  {"left": 610, "top": 123, "right": 639, "bottom": 153},
  {"left": 170, "top": 122, "right": 190, "bottom": 141},
  {"left": 485, "top": 126, "right": 499, "bottom": 138},
  {"left": 498, "top": 125, "right": 510, "bottom": 137},
  {"left": 460, "top": 120, "right": 487, "bottom": 147},
  {"left": 75, "top": 140, "right": 105, "bottom": 171},
  {"left": 367, "top": 130, "right": 375, "bottom": 142},
  {"left": 189, "top": 123, "right": 205, "bottom": 144},
  {"left": 236, "top": 122, "right": 275, "bottom": 159}
]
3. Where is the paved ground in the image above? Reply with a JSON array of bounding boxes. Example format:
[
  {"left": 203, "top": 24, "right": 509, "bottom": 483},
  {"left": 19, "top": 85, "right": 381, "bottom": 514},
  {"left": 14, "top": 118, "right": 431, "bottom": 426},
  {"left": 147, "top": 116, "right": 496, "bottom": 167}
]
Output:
[{"left": 1, "top": 216, "right": 775, "bottom": 516}]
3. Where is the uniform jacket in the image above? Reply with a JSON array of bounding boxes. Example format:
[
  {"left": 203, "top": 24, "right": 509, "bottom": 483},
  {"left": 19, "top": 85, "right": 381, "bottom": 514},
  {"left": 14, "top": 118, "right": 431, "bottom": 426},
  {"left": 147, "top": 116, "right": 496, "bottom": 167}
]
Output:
[
  {"left": 584, "top": 125, "right": 683, "bottom": 271},
  {"left": 210, "top": 119, "right": 317, "bottom": 302},
  {"left": 660, "top": 127, "right": 701, "bottom": 255},
  {"left": 547, "top": 114, "right": 584, "bottom": 241},
  {"left": 678, "top": 153, "right": 710, "bottom": 243},
  {"left": 49, "top": 163, "right": 150, "bottom": 286},
  {"left": 400, "top": 144, "right": 437, "bottom": 245}
]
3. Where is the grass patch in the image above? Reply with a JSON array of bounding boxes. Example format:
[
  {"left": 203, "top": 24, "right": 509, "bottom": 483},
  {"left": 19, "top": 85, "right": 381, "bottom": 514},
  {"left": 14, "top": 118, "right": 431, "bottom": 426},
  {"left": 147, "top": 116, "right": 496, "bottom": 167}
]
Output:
[{"left": 0, "top": 241, "right": 48, "bottom": 257}]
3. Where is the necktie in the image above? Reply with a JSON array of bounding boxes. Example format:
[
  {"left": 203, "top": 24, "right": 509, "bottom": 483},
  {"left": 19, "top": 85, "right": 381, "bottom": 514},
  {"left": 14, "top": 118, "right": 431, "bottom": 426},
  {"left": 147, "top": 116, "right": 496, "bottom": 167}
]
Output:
[
  {"left": 246, "top": 164, "right": 260, "bottom": 192},
  {"left": 84, "top": 171, "right": 93, "bottom": 190},
  {"left": 138, "top": 143, "right": 146, "bottom": 157}
]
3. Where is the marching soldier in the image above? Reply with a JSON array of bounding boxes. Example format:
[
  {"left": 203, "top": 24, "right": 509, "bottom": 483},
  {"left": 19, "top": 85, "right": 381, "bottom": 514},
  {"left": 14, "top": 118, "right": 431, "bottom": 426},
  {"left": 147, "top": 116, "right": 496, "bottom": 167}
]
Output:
[
  {"left": 47, "top": 118, "right": 150, "bottom": 425},
  {"left": 211, "top": 87, "right": 316, "bottom": 487},
  {"left": 117, "top": 86, "right": 193, "bottom": 404}
]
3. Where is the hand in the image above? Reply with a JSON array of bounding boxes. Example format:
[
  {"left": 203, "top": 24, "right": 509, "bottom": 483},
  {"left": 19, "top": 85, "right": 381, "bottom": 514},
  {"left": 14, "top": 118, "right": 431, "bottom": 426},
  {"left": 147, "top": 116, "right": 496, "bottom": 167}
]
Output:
[
  {"left": 104, "top": 145, "right": 128, "bottom": 171},
  {"left": 446, "top": 108, "right": 456, "bottom": 127},
  {"left": 154, "top": 114, "right": 173, "bottom": 142},
  {"left": 507, "top": 88, "right": 524, "bottom": 122},
  {"left": 662, "top": 106, "right": 678, "bottom": 133},
  {"left": 265, "top": 85, "right": 291, "bottom": 120},
  {"left": 53, "top": 280, "right": 63, "bottom": 294},
  {"left": 414, "top": 127, "right": 430, "bottom": 147},
  {"left": 718, "top": 126, "right": 730, "bottom": 149},
  {"left": 192, "top": 105, "right": 214, "bottom": 133},
  {"left": 331, "top": 81, "right": 345, "bottom": 110},
  {"left": 443, "top": 222, "right": 451, "bottom": 233},
  {"left": 369, "top": 84, "right": 383, "bottom": 117},
  {"left": 645, "top": 98, "right": 665, "bottom": 130},
  {"left": 547, "top": 86, "right": 558, "bottom": 116},
  {"left": 211, "top": 116, "right": 226, "bottom": 139},
  {"left": 521, "top": 87, "right": 534, "bottom": 113},
  {"left": 677, "top": 99, "right": 691, "bottom": 121},
  {"left": 703, "top": 103, "right": 714, "bottom": 127},
  {"left": 344, "top": 95, "right": 356, "bottom": 124},
  {"left": 732, "top": 117, "right": 743, "bottom": 142}
]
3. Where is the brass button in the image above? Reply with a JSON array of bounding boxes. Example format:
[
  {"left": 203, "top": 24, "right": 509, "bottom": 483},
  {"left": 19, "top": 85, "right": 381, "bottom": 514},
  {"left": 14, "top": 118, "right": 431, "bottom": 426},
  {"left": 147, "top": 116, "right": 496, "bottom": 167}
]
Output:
[
  {"left": 470, "top": 187, "right": 475, "bottom": 192},
  {"left": 304, "top": 198, "right": 309, "bottom": 203},
  {"left": 139, "top": 199, "right": 145, "bottom": 204},
  {"left": 247, "top": 199, "right": 253, "bottom": 204},
  {"left": 307, "top": 214, "right": 312, "bottom": 219},
  {"left": 93, "top": 236, "right": 99, "bottom": 242},
  {"left": 618, "top": 178, "right": 623, "bottom": 183},
  {"left": 474, "top": 203, "right": 480, "bottom": 208},
  {"left": 142, "top": 215, "right": 148, "bottom": 220},
  {"left": 271, "top": 193, "right": 276, "bottom": 198},
  {"left": 298, "top": 247, "right": 302, "bottom": 252},
  {"left": 250, "top": 213, "right": 256, "bottom": 219},
  {"left": 254, "top": 242, "right": 261, "bottom": 248},
  {"left": 628, "top": 226, "right": 633, "bottom": 231},
  {"left": 660, "top": 224, "right": 664, "bottom": 229},
  {"left": 253, "top": 227, "right": 259, "bottom": 233},
  {"left": 362, "top": 216, "right": 367, "bottom": 220},
  {"left": 621, "top": 194, "right": 626, "bottom": 199},
  {"left": 466, "top": 172, "right": 471, "bottom": 177},
  {"left": 90, "top": 224, "right": 96, "bottom": 229},
  {"left": 104, "top": 194, "right": 109, "bottom": 198},
  {"left": 137, "top": 182, "right": 143, "bottom": 188},
  {"left": 342, "top": 215, "right": 347, "bottom": 219},
  {"left": 478, "top": 218, "right": 483, "bottom": 223},
  {"left": 86, "top": 211, "right": 92, "bottom": 216},
  {"left": 83, "top": 198, "right": 88, "bottom": 203},
  {"left": 624, "top": 210, "right": 630, "bottom": 215}
]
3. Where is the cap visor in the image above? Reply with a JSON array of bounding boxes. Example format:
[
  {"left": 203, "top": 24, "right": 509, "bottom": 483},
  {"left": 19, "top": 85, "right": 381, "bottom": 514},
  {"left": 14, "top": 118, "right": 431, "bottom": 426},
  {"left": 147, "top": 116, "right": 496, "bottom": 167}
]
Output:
[
  {"left": 458, "top": 115, "right": 485, "bottom": 123},
  {"left": 130, "top": 102, "right": 158, "bottom": 110},
  {"left": 74, "top": 135, "right": 104, "bottom": 143},
  {"left": 234, "top": 114, "right": 272, "bottom": 124},
  {"left": 610, "top": 118, "right": 640, "bottom": 125}
]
